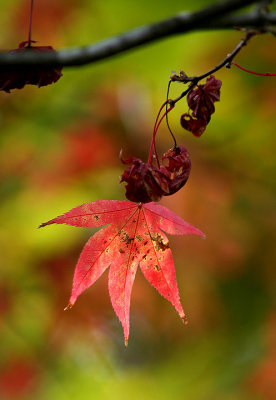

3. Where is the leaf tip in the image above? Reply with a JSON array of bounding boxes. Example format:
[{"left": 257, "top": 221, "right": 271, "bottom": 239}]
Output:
[
  {"left": 194, "top": 227, "right": 206, "bottom": 239},
  {"left": 181, "top": 314, "right": 188, "bottom": 325},
  {"left": 38, "top": 222, "right": 47, "bottom": 228},
  {"left": 119, "top": 148, "right": 123, "bottom": 161},
  {"left": 64, "top": 302, "right": 74, "bottom": 311},
  {"left": 38, "top": 219, "right": 56, "bottom": 228},
  {"left": 124, "top": 336, "right": 129, "bottom": 347}
]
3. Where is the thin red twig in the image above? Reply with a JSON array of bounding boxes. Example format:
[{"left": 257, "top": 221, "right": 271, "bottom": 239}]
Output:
[
  {"left": 148, "top": 101, "right": 168, "bottom": 167},
  {"left": 148, "top": 107, "right": 173, "bottom": 166},
  {"left": 28, "top": 0, "right": 34, "bottom": 45},
  {"left": 232, "top": 61, "right": 276, "bottom": 76}
]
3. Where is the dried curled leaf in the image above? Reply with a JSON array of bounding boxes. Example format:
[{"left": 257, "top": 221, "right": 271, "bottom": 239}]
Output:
[
  {"left": 188, "top": 75, "right": 221, "bottom": 121},
  {"left": 161, "top": 145, "right": 191, "bottom": 195},
  {"left": 180, "top": 114, "right": 207, "bottom": 137},
  {"left": 120, "top": 157, "right": 170, "bottom": 203},
  {"left": 121, "top": 146, "right": 191, "bottom": 203},
  {"left": 181, "top": 75, "right": 222, "bottom": 137},
  {"left": 0, "top": 41, "right": 63, "bottom": 92}
]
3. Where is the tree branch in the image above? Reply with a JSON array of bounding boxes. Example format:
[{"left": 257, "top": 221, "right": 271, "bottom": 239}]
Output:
[{"left": 0, "top": 0, "right": 274, "bottom": 68}]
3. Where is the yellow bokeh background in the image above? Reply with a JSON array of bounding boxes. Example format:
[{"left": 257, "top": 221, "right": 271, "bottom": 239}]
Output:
[{"left": 0, "top": 1, "right": 275, "bottom": 399}]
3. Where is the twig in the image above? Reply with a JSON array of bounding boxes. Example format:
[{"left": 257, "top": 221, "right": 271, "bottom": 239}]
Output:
[{"left": 170, "top": 30, "right": 257, "bottom": 105}]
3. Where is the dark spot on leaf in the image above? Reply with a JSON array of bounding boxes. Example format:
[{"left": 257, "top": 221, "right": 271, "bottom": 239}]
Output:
[
  {"left": 93, "top": 215, "right": 100, "bottom": 220},
  {"left": 119, "top": 249, "right": 125, "bottom": 253},
  {"left": 122, "top": 232, "right": 134, "bottom": 246},
  {"left": 154, "top": 264, "right": 161, "bottom": 272},
  {"left": 151, "top": 233, "right": 169, "bottom": 251}
]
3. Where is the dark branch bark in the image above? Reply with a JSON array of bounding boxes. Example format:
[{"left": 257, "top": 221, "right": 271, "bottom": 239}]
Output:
[{"left": 0, "top": 0, "right": 274, "bottom": 68}]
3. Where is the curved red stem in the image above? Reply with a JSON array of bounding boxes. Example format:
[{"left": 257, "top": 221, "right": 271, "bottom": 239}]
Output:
[
  {"left": 148, "top": 106, "right": 173, "bottom": 166},
  {"left": 232, "top": 62, "right": 276, "bottom": 77},
  {"left": 28, "top": 0, "right": 34, "bottom": 45},
  {"left": 153, "top": 101, "right": 167, "bottom": 134},
  {"left": 147, "top": 101, "right": 167, "bottom": 167}
]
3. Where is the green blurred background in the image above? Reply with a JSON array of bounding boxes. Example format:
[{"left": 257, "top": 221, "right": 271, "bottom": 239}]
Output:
[{"left": 0, "top": 0, "right": 275, "bottom": 399}]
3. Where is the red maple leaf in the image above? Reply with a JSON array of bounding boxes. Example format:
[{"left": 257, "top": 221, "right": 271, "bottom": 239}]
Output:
[{"left": 40, "top": 200, "right": 204, "bottom": 345}]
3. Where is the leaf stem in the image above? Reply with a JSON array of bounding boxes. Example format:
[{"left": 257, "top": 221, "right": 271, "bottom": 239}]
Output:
[
  {"left": 232, "top": 61, "right": 276, "bottom": 76},
  {"left": 153, "top": 101, "right": 167, "bottom": 138},
  {"left": 28, "top": 0, "right": 34, "bottom": 46},
  {"left": 166, "top": 80, "right": 177, "bottom": 148},
  {"left": 148, "top": 101, "right": 167, "bottom": 167},
  {"left": 147, "top": 107, "right": 173, "bottom": 165}
]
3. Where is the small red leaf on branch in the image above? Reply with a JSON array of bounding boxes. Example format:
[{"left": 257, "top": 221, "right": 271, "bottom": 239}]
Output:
[
  {"left": 181, "top": 75, "right": 222, "bottom": 137},
  {"left": 40, "top": 200, "right": 204, "bottom": 345},
  {"left": 180, "top": 114, "right": 207, "bottom": 137},
  {"left": 187, "top": 75, "right": 221, "bottom": 121},
  {"left": 160, "top": 145, "right": 191, "bottom": 195},
  {"left": 0, "top": 42, "right": 62, "bottom": 93}
]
